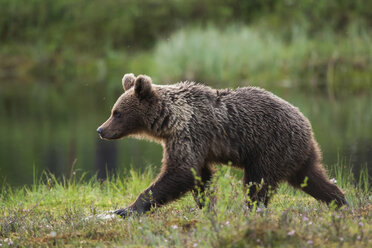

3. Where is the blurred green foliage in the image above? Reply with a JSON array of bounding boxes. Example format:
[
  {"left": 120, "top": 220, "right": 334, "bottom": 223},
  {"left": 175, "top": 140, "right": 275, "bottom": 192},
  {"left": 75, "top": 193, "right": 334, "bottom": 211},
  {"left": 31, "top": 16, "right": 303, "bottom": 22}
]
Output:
[
  {"left": 153, "top": 25, "right": 372, "bottom": 96},
  {"left": 1, "top": 0, "right": 370, "bottom": 49},
  {"left": 0, "top": 0, "right": 371, "bottom": 105},
  {"left": 0, "top": 0, "right": 263, "bottom": 51}
]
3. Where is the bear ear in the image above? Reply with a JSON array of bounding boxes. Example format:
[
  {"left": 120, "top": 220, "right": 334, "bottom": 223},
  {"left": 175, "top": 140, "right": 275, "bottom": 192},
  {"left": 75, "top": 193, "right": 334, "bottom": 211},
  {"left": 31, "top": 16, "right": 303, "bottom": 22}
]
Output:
[
  {"left": 122, "top": 73, "right": 136, "bottom": 91},
  {"left": 134, "top": 75, "right": 153, "bottom": 99}
]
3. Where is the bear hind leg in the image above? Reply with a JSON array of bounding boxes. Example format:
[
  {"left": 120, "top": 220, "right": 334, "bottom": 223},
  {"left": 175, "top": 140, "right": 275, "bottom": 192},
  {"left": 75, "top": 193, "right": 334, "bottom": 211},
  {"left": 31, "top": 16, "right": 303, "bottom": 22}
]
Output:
[{"left": 289, "top": 158, "right": 348, "bottom": 208}]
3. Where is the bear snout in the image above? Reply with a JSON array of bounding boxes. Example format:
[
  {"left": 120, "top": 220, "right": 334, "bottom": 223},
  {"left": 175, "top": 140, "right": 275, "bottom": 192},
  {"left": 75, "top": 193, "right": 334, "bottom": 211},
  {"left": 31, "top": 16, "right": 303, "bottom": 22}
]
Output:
[
  {"left": 97, "top": 125, "right": 120, "bottom": 140},
  {"left": 97, "top": 127, "right": 104, "bottom": 138}
]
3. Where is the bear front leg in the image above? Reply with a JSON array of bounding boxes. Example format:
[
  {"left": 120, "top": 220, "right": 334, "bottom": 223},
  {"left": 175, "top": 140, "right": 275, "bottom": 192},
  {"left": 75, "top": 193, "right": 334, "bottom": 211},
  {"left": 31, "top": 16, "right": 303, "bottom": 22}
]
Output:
[
  {"left": 192, "top": 164, "right": 214, "bottom": 209},
  {"left": 243, "top": 168, "right": 277, "bottom": 208},
  {"left": 115, "top": 167, "right": 197, "bottom": 218}
]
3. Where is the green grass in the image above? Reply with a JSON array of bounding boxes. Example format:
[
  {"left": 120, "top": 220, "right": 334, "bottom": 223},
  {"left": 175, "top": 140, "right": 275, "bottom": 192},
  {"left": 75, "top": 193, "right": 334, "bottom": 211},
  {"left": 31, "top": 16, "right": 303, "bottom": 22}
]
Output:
[
  {"left": 2, "top": 24, "right": 372, "bottom": 100},
  {"left": 151, "top": 25, "right": 372, "bottom": 97},
  {"left": 0, "top": 165, "right": 371, "bottom": 247}
]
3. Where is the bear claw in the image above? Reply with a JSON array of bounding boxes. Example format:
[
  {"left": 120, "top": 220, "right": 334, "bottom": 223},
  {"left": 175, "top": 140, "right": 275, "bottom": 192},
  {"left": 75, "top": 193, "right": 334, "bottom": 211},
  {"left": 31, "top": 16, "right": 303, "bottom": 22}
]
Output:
[{"left": 114, "top": 208, "right": 128, "bottom": 218}]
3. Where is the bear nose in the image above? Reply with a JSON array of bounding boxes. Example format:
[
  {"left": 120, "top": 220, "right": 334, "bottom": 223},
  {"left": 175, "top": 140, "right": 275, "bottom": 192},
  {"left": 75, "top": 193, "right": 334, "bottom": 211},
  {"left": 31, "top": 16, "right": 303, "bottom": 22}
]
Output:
[{"left": 97, "top": 127, "right": 103, "bottom": 135}]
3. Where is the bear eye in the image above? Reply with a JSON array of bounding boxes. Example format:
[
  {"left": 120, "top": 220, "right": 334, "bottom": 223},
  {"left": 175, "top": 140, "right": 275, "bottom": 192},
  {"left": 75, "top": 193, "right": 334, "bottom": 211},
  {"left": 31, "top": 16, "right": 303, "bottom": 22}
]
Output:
[{"left": 113, "top": 110, "right": 121, "bottom": 118}]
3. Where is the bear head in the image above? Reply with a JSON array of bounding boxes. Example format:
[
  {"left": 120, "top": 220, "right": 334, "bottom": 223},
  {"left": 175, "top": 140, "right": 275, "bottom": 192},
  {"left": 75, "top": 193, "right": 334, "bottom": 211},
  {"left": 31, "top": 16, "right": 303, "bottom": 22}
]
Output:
[{"left": 97, "top": 74, "right": 156, "bottom": 140}]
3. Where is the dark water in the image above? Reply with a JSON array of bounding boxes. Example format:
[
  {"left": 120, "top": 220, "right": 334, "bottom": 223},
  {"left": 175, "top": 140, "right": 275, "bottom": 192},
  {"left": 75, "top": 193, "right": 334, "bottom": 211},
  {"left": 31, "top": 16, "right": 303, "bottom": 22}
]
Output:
[{"left": 0, "top": 84, "right": 371, "bottom": 187}]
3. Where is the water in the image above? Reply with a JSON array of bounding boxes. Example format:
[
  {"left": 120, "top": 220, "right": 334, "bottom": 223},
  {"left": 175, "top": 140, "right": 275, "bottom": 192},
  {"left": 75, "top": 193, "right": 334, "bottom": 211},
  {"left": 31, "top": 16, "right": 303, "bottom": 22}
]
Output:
[{"left": 0, "top": 83, "right": 371, "bottom": 187}]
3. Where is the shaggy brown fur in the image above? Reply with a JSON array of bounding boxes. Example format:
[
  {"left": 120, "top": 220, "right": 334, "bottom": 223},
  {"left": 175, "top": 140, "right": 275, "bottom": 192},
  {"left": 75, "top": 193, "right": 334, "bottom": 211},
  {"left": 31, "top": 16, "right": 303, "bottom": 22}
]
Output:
[{"left": 97, "top": 74, "right": 348, "bottom": 217}]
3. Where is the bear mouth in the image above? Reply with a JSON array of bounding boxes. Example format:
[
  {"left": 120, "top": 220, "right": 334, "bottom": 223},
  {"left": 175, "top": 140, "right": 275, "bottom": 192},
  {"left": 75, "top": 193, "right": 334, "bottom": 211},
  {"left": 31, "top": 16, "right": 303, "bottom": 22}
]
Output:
[{"left": 99, "top": 132, "right": 123, "bottom": 140}]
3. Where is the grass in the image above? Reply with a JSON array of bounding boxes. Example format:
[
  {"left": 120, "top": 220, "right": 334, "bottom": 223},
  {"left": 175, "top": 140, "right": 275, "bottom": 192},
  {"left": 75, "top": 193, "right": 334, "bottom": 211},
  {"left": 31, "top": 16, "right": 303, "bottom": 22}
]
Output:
[
  {"left": 152, "top": 25, "right": 372, "bottom": 96},
  {"left": 2, "top": 24, "right": 372, "bottom": 101},
  {"left": 0, "top": 165, "right": 370, "bottom": 247}
]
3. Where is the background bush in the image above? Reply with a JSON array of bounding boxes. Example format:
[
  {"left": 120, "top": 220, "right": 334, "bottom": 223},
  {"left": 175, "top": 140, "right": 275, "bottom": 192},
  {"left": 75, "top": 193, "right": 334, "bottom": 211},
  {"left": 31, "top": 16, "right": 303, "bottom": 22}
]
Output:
[{"left": 152, "top": 25, "right": 372, "bottom": 96}]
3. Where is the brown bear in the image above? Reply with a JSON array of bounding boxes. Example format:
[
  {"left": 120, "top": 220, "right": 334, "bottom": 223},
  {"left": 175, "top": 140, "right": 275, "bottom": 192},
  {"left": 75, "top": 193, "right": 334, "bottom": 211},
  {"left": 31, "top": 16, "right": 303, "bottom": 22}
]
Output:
[{"left": 97, "top": 73, "right": 347, "bottom": 217}]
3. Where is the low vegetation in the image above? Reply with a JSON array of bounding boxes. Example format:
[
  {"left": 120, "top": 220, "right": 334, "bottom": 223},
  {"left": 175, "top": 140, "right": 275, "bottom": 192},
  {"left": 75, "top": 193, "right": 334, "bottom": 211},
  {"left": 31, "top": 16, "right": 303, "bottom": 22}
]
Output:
[
  {"left": 1, "top": 1, "right": 371, "bottom": 101},
  {"left": 0, "top": 165, "right": 370, "bottom": 247},
  {"left": 152, "top": 25, "right": 372, "bottom": 97}
]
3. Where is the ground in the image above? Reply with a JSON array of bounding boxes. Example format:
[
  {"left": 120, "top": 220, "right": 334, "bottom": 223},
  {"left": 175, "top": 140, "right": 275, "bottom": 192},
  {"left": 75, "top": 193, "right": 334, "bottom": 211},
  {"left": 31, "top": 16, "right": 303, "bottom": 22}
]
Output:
[{"left": 0, "top": 166, "right": 370, "bottom": 247}]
